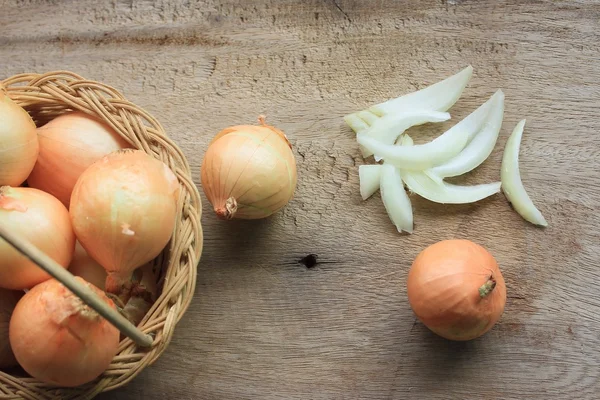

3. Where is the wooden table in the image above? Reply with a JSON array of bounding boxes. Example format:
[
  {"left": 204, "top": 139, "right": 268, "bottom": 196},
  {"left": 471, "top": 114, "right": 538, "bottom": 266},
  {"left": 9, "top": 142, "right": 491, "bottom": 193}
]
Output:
[{"left": 2, "top": 1, "right": 599, "bottom": 398}]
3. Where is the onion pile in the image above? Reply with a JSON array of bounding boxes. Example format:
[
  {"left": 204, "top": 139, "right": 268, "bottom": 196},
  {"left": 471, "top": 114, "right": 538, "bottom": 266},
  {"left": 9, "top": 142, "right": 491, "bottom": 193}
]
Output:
[
  {"left": 346, "top": 65, "right": 548, "bottom": 232},
  {"left": 0, "top": 102, "right": 177, "bottom": 387}
]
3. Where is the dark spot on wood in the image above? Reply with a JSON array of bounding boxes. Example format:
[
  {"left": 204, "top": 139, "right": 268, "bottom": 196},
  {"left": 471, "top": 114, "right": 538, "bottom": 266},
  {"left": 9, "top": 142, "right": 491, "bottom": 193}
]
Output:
[
  {"left": 567, "top": 326, "right": 574, "bottom": 335},
  {"left": 314, "top": 12, "right": 319, "bottom": 21},
  {"left": 299, "top": 254, "right": 318, "bottom": 268}
]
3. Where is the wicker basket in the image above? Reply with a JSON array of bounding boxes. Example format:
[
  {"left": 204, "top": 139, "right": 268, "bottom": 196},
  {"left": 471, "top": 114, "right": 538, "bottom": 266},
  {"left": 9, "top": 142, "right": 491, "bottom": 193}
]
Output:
[{"left": 0, "top": 71, "right": 203, "bottom": 399}]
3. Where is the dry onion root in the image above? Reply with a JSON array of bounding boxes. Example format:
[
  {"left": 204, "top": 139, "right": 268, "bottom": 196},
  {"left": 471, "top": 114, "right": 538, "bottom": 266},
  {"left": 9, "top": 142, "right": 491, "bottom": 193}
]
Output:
[{"left": 500, "top": 120, "right": 548, "bottom": 226}]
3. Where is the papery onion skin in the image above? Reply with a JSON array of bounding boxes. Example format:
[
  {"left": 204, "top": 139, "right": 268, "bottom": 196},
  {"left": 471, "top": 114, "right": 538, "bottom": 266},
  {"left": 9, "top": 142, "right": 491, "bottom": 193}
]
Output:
[
  {"left": 9, "top": 278, "right": 119, "bottom": 387},
  {"left": 0, "top": 288, "right": 22, "bottom": 368},
  {"left": 201, "top": 117, "right": 297, "bottom": 220},
  {"left": 0, "top": 186, "right": 75, "bottom": 290},
  {"left": 0, "top": 92, "right": 39, "bottom": 187},
  {"left": 69, "top": 149, "right": 179, "bottom": 296},
  {"left": 407, "top": 239, "right": 506, "bottom": 341},
  {"left": 27, "top": 111, "right": 130, "bottom": 207},
  {"left": 68, "top": 241, "right": 107, "bottom": 291},
  {"left": 501, "top": 119, "right": 548, "bottom": 227}
]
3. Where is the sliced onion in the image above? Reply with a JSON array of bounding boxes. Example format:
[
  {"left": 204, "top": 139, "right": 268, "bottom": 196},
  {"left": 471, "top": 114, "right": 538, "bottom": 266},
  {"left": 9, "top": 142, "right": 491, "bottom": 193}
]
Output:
[
  {"left": 361, "top": 111, "right": 451, "bottom": 160},
  {"left": 500, "top": 120, "right": 548, "bottom": 226},
  {"left": 344, "top": 113, "right": 369, "bottom": 133},
  {"left": 369, "top": 65, "right": 473, "bottom": 116},
  {"left": 426, "top": 90, "right": 505, "bottom": 182},
  {"left": 380, "top": 164, "right": 413, "bottom": 233},
  {"left": 357, "top": 111, "right": 379, "bottom": 126},
  {"left": 399, "top": 135, "right": 501, "bottom": 204},
  {"left": 359, "top": 164, "right": 382, "bottom": 200},
  {"left": 357, "top": 90, "right": 497, "bottom": 170}
]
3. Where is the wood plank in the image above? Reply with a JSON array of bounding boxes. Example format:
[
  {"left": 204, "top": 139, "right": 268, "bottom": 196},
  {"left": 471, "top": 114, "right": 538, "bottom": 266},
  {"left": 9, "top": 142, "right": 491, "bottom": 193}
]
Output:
[{"left": 1, "top": 0, "right": 599, "bottom": 398}]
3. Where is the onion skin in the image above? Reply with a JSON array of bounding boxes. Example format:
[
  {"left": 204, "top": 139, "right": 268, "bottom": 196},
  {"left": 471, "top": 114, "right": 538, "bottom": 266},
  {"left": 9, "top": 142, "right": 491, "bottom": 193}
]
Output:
[
  {"left": 70, "top": 149, "right": 179, "bottom": 296},
  {"left": 201, "top": 117, "right": 297, "bottom": 220},
  {"left": 27, "top": 111, "right": 129, "bottom": 207},
  {"left": 0, "top": 288, "right": 22, "bottom": 368},
  {"left": 9, "top": 278, "right": 119, "bottom": 387},
  {"left": 68, "top": 241, "right": 107, "bottom": 291},
  {"left": 0, "top": 186, "right": 75, "bottom": 290},
  {"left": 407, "top": 239, "right": 506, "bottom": 341},
  {"left": 0, "top": 92, "right": 39, "bottom": 187}
]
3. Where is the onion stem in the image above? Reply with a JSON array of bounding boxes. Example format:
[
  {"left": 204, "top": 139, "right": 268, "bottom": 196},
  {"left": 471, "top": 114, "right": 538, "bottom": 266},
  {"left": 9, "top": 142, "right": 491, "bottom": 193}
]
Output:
[{"left": 478, "top": 277, "right": 497, "bottom": 298}]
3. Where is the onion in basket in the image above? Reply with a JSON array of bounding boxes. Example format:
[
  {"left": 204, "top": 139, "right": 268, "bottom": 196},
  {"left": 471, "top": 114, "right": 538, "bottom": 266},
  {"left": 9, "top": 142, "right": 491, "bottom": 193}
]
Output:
[
  {"left": 0, "top": 91, "right": 38, "bottom": 187},
  {"left": 27, "top": 111, "right": 130, "bottom": 207},
  {"left": 9, "top": 278, "right": 119, "bottom": 387},
  {"left": 0, "top": 186, "right": 75, "bottom": 290},
  {"left": 70, "top": 149, "right": 179, "bottom": 298}
]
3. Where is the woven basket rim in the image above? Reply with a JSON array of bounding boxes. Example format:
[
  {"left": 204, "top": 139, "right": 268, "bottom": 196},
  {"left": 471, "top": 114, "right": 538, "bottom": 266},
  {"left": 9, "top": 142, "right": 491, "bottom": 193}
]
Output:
[{"left": 0, "top": 71, "right": 203, "bottom": 399}]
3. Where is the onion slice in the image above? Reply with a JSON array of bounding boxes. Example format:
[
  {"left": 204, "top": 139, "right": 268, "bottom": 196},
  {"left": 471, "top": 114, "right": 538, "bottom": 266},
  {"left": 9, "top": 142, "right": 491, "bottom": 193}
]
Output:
[
  {"left": 380, "top": 164, "right": 413, "bottom": 233},
  {"left": 400, "top": 135, "right": 501, "bottom": 204},
  {"left": 357, "top": 91, "right": 496, "bottom": 170},
  {"left": 361, "top": 111, "right": 451, "bottom": 160},
  {"left": 426, "top": 90, "right": 505, "bottom": 182},
  {"left": 357, "top": 111, "right": 379, "bottom": 126},
  {"left": 344, "top": 113, "right": 369, "bottom": 133},
  {"left": 359, "top": 165, "right": 382, "bottom": 200},
  {"left": 500, "top": 120, "right": 548, "bottom": 226},
  {"left": 369, "top": 65, "right": 473, "bottom": 116}
]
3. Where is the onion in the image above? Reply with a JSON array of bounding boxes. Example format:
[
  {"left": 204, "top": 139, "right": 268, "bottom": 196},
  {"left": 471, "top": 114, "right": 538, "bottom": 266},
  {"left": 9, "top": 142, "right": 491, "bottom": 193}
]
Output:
[
  {"left": 357, "top": 91, "right": 496, "bottom": 170},
  {"left": 359, "top": 164, "right": 382, "bottom": 200},
  {"left": 407, "top": 239, "right": 506, "bottom": 341},
  {"left": 27, "top": 112, "right": 130, "bottom": 207},
  {"left": 356, "top": 110, "right": 379, "bottom": 126},
  {"left": 9, "top": 278, "right": 119, "bottom": 386},
  {"left": 344, "top": 113, "right": 370, "bottom": 133},
  {"left": 368, "top": 65, "right": 473, "bottom": 116},
  {"left": 379, "top": 164, "right": 413, "bottom": 233},
  {"left": 0, "top": 91, "right": 39, "bottom": 187},
  {"left": 68, "top": 241, "right": 107, "bottom": 291},
  {"left": 501, "top": 119, "right": 548, "bottom": 226},
  {"left": 121, "top": 263, "right": 159, "bottom": 326},
  {"left": 0, "top": 288, "right": 22, "bottom": 368},
  {"left": 69, "top": 149, "right": 179, "bottom": 297},
  {"left": 0, "top": 186, "right": 75, "bottom": 290},
  {"left": 201, "top": 116, "right": 297, "bottom": 220},
  {"left": 399, "top": 135, "right": 501, "bottom": 204},
  {"left": 426, "top": 90, "right": 505, "bottom": 182},
  {"left": 360, "top": 111, "right": 451, "bottom": 160}
]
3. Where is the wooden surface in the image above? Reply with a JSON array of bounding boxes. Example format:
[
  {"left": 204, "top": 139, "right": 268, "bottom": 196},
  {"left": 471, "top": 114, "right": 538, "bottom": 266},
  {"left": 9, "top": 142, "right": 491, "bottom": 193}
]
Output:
[{"left": 2, "top": 0, "right": 600, "bottom": 398}]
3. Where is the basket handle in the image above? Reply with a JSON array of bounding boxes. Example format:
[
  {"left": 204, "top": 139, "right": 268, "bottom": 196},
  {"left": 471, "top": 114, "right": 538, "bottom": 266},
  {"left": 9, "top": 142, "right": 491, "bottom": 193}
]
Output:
[{"left": 0, "top": 225, "right": 154, "bottom": 348}]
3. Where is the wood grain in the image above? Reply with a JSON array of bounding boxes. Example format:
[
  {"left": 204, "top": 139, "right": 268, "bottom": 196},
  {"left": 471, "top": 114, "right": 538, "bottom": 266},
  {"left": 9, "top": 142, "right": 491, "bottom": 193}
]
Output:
[{"left": 2, "top": 0, "right": 600, "bottom": 398}]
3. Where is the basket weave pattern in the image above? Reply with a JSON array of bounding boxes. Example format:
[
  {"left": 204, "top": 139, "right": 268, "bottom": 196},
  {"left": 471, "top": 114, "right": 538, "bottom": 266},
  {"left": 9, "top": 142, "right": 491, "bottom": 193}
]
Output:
[{"left": 0, "top": 71, "right": 203, "bottom": 400}]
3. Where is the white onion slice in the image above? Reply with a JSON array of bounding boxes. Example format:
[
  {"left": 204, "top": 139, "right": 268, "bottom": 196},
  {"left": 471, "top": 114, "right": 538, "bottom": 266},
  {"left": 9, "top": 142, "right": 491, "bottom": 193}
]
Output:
[
  {"left": 344, "top": 113, "right": 369, "bottom": 133},
  {"left": 369, "top": 65, "right": 473, "bottom": 116},
  {"left": 361, "top": 111, "right": 451, "bottom": 160},
  {"left": 359, "top": 164, "right": 382, "bottom": 200},
  {"left": 357, "top": 92, "right": 495, "bottom": 170},
  {"left": 399, "top": 135, "right": 501, "bottom": 204},
  {"left": 426, "top": 90, "right": 505, "bottom": 183},
  {"left": 500, "top": 120, "right": 548, "bottom": 227},
  {"left": 380, "top": 164, "right": 413, "bottom": 233},
  {"left": 357, "top": 111, "right": 379, "bottom": 126}
]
